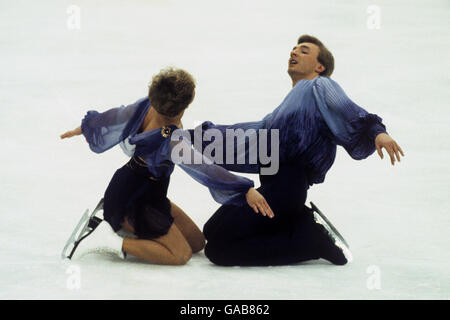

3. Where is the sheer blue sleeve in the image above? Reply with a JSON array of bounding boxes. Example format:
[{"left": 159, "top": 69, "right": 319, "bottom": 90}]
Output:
[
  {"left": 170, "top": 134, "right": 254, "bottom": 206},
  {"left": 187, "top": 121, "right": 262, "bottom": 174},
  {"left": 313, "top": 77, "right": 387, "bottom": 160},
  {"left": 81, "top": 97, "right": 149, "bottom": 153}
]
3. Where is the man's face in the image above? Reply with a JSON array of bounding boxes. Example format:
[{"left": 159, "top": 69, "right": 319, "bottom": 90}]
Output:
[{"left": 288, "top": 42, "right": 323, "bottom": 80}]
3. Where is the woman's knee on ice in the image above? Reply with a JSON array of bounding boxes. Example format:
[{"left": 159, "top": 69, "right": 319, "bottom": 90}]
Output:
[
  {"left": 171, "top": 245, "right": 193, "bottom": 265},
  {"left": 191, "top": 236, "right": 206, "bottom": 254}
]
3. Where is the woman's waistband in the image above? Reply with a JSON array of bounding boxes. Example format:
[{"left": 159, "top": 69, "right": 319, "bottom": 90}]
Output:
[{"left": 125, "top": 156, "right": 160, "bottom": 181}]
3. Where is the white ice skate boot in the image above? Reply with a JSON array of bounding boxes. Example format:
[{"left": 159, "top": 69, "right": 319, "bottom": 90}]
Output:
[{"left": 70, "top": 221, "right": 125, "bottom": 260}]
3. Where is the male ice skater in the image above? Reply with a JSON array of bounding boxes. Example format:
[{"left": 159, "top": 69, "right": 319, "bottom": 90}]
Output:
[{"left": 198, "top": 35, "right": 404, "bottom": 266}]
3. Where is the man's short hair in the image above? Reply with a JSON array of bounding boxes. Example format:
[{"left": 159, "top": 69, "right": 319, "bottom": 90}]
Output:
[
  {"left": 297, "top": 35, "right": 334, "bottom": 77},
  {"left": 148, "top": 67, "right": 196, "bottom": 117}
]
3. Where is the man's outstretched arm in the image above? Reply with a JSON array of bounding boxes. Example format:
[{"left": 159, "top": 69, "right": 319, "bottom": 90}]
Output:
[{"left": 314, "top": 77, "right": 404, "bottom": 165}]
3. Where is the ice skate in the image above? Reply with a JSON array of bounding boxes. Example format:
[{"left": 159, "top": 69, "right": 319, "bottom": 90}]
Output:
[
  {"left": 70, "top": 220, "right": 125, "bottom": 260},
  {"left": 61, "top": 198, "right": 104, "bottom": 259},
  {"left": 308, "top": 202, "right": 353, "bottom": 265}
]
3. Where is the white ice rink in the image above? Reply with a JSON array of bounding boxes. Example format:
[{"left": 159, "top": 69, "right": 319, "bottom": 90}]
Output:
[{"left": 0, "top": 0, "right": 449, "bottom": 299}]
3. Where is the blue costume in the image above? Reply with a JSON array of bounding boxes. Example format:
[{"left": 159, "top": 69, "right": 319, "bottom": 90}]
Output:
[
  {"left": 190, "top": 76, "right": 386, "bottom": 183},
  {"left": 192, "top": 76, "right": 387, "bottom": 266},
  {"left": 81, "top": 98, "right": 254, "bottom": 239},
  {"left": 81, "top": 76, "right": 387, "bottom": 264}
]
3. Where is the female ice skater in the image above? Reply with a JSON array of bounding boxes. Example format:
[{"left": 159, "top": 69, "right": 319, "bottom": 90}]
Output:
[
  {"left": 60, "top": 67, "right": 273, "bottom": 265},
  {"left": 193, "top": 35, "right": 405, "bottom": 266}
]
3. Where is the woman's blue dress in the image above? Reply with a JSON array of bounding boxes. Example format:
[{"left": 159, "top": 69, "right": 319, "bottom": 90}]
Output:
[{"left": 81, "top": 98, "right": 254, "bottom": 238}]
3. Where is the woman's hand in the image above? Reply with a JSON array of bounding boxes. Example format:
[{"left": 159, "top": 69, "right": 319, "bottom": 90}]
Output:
[
  {"left": 60, "top": 126, "right": 82, "bottom": 139},
  {"left": 245, "top": 187, "right": 274, "bottom": 218},
  {"left": 375, "top": 133, "right": 404, "bottom": 165}
]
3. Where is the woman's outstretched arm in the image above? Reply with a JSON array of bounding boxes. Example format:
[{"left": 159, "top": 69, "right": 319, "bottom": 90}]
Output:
[
  {"left": 60, "top": 126, "right": 82, "bottom": 139},
  {"left": 60, "top": 97, "right": 149, "bottom": 153}
]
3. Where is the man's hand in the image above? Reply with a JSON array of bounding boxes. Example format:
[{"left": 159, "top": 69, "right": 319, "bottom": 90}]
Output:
[
  {"left": 60, "top": 126, "right": 82, "bottom": 139},
  {"left": 375, "top": 133, "right": 404, "bottom": 165},
  {"left": 246, "top": 188, "right": 275, "bottom": 218}
]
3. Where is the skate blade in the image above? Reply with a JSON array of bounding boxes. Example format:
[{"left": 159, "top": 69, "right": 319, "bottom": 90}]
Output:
[
  {"left": 61, "top": 209, "right": 90, "bottom": 260},
  {"left": 61, "top": 199, "right": 105, "bottom": 260},
  {"left": 310, "top": 205, "right": 353, "bottom": 263},
  {"left": 310, "top": 202, "right": 349, "bottom": 248},
  {"left": 334, "top": 239, "right": 353, "bottom": 263}
]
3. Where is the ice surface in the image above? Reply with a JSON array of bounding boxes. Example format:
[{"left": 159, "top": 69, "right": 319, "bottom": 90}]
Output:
[{"left": 0, "top": 0, "right": 448, "bottom": 299}]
